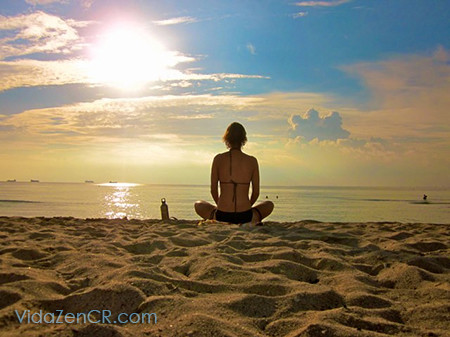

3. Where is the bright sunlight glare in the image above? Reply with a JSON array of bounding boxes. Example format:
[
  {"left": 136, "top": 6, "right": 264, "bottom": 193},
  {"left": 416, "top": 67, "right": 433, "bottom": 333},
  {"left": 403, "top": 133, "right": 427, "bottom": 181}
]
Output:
[
  {"left": 88, "top": 24, "right": 177, "bottom": 89},
  {"left": 97, "top": 182, "right": 141, "bottom": 187}
]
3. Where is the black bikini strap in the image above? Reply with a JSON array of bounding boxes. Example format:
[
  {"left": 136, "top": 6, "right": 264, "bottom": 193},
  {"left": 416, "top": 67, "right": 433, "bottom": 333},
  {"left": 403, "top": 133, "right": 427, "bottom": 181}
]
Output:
[{"left": 209, "top": 208, "right": 217, "bottom": 220}]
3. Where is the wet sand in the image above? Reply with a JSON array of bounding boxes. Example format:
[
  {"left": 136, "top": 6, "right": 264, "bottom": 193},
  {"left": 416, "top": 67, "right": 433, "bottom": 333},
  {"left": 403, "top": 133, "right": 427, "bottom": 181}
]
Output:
[{"left": 0, "top": 217, "right": 449, "bottom": 336}]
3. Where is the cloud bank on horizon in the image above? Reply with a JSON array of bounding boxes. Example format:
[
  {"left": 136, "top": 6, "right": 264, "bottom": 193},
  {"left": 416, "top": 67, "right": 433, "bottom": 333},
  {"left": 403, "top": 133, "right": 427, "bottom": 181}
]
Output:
[{"left": 0, "top": 0, "right": 449, "bottom": 186}]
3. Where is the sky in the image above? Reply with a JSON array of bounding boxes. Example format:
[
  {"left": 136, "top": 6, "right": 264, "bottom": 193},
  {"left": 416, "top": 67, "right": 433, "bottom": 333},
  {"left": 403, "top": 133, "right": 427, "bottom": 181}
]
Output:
[{"left": 0, "top": 0, "right": 449, "bottom": 187}]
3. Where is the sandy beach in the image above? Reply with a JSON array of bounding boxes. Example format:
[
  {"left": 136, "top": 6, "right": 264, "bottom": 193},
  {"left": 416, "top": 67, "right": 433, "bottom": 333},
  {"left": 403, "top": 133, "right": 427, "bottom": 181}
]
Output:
[{"left": 0, "top": 217, "right": 448, "bottom": 337}]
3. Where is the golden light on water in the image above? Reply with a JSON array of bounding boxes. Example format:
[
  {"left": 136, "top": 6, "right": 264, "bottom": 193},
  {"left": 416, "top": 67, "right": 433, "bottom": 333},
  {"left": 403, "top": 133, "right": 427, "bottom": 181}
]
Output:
[{"left": 100, "top": 182, "right": 141, "bottom": 218}]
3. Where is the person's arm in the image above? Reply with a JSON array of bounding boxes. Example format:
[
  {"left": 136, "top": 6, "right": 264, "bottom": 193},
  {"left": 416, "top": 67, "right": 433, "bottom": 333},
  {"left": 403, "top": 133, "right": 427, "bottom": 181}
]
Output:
[
  {"left": 250, "top": 157, "right": 260, "bottom": 205},
  {"left": 210, "top": 155, "right": 219, "bottom": 204}
]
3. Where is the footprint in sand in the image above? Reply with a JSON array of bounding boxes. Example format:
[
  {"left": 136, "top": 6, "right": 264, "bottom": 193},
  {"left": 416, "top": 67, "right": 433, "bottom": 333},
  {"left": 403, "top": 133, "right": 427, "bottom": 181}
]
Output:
[
  {"left": 39, "top": 284, "right": 145, "bottom": 321},
  {"left": 407, "top": 241, "right": 447, "bottom": 253},
  {"left": 407, "top": 256, "right": 446, "bottom": 274},
  {"left": 0, "top": 272, "right": 31, "bottom": 285},
  {"left": 29, "top": 232, "right": 56, "bottom": 240},
  {"left": 11, "top": 248, "right": 47, "bottom": 261},
  {"left": 228, "top": 294, "right": 277, "bottom": 318},
  {"left": 346, "top": 293, "right": 392, "bottom": 309},
  {"left": 0, "top": 289, "right": 22, "bottom": 309},
  {"left": 124, "top": 240, "right": 167, "bottom": 255},
  {"left": 243, "top": 283, "right": 289, "bottom": 297}
]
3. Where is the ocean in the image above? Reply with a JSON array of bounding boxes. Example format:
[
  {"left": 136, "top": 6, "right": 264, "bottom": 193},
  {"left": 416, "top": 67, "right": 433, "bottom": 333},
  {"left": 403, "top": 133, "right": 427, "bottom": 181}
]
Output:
[{"left": 0, "top": 182, "right": 449, "bottom": 223}]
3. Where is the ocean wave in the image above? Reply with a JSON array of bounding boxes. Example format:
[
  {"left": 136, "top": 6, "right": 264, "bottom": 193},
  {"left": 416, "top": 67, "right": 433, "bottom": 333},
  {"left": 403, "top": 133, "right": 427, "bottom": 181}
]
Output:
[{"left": 409, "top": 201, "right": 450, "bottom": 205}]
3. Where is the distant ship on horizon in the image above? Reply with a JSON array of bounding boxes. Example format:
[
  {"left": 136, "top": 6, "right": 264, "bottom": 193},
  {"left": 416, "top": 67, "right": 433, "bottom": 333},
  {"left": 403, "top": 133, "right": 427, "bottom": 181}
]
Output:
[
  {"left": 6, "top": 179, "right": 16, "bottom": 182},
  {"left": 85, "top": 180, "right": 94, "bottom": 183},
  {"left": 30, "top": 179, "right": 39, "bottom": 183}
]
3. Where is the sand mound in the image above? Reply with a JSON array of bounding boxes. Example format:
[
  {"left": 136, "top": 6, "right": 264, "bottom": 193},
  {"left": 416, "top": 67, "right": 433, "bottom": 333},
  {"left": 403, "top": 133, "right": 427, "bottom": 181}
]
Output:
[{"left": 0, "top": 217, "right": 448, "bottom": 336}]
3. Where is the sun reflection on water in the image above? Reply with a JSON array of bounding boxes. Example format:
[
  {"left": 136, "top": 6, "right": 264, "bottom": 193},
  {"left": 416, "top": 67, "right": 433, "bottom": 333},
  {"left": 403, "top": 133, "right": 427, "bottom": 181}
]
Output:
[{"left": 102, "top": 183, "right": 141, "bottom": 219}]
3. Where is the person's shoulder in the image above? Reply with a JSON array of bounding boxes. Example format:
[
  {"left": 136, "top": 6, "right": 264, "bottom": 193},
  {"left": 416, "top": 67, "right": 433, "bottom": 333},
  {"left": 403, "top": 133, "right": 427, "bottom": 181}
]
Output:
[
  {"left": 218, "top": 151, "right": 230, "bottom": 157},
  {"left": 243, "top": 152, "right": 258, "bottom": 163},
  {"left": 214, "top": 151, "right": 228, "bottom": 160}
]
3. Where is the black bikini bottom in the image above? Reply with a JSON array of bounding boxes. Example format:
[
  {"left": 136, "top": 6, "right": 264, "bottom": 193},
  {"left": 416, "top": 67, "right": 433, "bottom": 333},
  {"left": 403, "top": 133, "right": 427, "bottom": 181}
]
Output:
[{"left": 215, "top": 209, "right": 253, "bottom": 224}]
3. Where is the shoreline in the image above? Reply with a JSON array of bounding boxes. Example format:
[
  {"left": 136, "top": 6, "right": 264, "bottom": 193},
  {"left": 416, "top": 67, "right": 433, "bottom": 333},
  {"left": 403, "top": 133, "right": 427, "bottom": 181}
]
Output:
[
  {"left": 1, "top": 215, "right": 449, "bottom": 225},
  {"left": 0, "top": 217, "right": 449, "bottom": 336}
]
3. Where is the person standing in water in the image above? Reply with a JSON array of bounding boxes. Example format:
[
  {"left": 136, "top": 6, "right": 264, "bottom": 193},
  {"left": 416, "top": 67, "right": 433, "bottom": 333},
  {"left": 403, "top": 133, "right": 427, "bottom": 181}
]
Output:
[{"left": 194, "top": 122, "right": 274, "bottom": 224}]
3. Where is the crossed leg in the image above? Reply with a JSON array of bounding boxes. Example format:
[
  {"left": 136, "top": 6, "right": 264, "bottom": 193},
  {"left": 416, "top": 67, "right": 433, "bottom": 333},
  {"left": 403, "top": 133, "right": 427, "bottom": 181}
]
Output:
[
  {"left": 251, "top": 200, "right": 274, "bottom": 223},
  {"left": 194, "top": 200, "right": 216, "bottom": 220},
  {"left": 194, "top": 200, "right": 274, "bottom": 224}
]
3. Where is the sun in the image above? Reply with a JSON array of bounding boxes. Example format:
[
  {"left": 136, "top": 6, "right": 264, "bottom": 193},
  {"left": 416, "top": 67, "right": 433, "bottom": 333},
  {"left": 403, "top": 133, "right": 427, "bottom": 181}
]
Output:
[{"left": 88, "top": 24, "right": 175, "bottom": 89}]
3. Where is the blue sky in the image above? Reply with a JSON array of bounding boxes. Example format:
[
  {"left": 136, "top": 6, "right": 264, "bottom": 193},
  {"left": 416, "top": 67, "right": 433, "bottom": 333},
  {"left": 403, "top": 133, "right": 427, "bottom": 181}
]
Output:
[{"left": 0, "top": 0, "right": 449, "bottom": 186}]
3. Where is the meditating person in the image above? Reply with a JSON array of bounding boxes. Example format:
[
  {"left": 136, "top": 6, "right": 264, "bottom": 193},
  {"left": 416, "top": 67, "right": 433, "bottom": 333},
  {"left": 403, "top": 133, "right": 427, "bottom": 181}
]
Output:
[{"left": 194, "top": 122, "right": 274, "bottom": 224}]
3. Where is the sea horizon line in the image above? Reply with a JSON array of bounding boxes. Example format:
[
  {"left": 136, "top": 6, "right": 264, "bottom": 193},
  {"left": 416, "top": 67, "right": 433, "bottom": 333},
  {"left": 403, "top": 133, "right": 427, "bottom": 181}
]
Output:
[{"left": 1, "top": 180, "right": 448, "bottom": 190}]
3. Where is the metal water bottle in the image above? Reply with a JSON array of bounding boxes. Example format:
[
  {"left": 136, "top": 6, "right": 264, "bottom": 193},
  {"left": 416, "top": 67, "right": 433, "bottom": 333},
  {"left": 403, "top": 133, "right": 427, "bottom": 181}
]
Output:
[{"left": 160, "top": 198, "right": 169, "bottom": 221}]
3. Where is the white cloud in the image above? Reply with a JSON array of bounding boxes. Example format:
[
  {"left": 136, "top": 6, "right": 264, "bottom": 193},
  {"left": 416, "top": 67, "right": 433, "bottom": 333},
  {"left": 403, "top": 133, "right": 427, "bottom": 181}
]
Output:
[
  {"left": 0, "top": 94, "right": 264, "bottom": 143},
  {"left": 295, "top": 0, "right": 352, "bottom": 7},
  {"left": 81, "top": 0, "right": 94, "bottom": 8},
  {"left": 0, "top": 11, "right": 89, "bottom": 59},
  {"left": 292, "top": 12, "right": 309, "bottom": 18},
  {"left": 289, "top": 108, "right": 350, "bottom": 141},
  {"left": 0, "top": 58, "right": 268, "bottom": 92},
  {"left": 0, "top": 59, "right": 89, "bottom": 91},
  {"left": 246, "top": 43, "right": 256, "bottom": 55},
  {"left": 153, "top": 16, "right": 198, "bottom": 26},
  {"left": 25, "top": 0, "right": 68, "bottom": 5},
  {"left": 170, "top": 81, "right": 193, "bottom": 88}
]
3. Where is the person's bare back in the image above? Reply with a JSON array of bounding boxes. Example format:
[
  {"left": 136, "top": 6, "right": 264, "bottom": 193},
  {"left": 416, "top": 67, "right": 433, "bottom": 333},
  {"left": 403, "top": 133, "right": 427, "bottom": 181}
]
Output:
[{"left": 211, "top": 149, "right": 259, "bottom": 213}]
